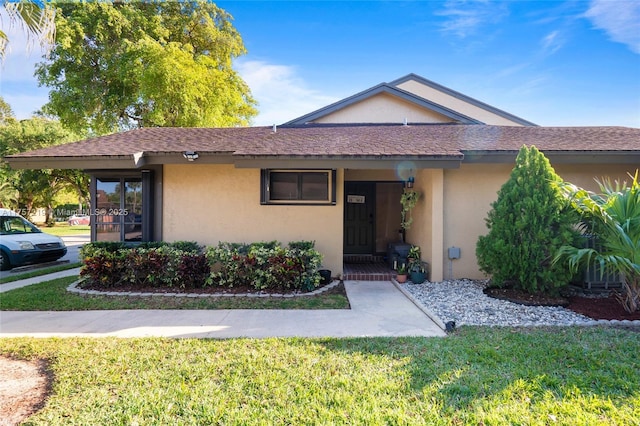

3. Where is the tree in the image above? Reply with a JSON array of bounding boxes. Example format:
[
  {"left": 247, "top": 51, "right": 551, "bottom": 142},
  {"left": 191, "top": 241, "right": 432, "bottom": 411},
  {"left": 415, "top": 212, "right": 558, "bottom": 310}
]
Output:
[
  {"left": 0, "top": 116, "right": 88, "bottom": 219},
  {"left": 554, "top": 172, "right": 640, "bottom": 312},
  {"left": 476, "top": 145, "right": 578, "bottom": 294},
  {"left": 0, "top": 96, "right": 15, "bottom": 125},
  {"left": 0, "top": 0, "right": 55, "bottom": 62},
  {"left": 35, "top": 1, "right": 257, "bottom": 134}
]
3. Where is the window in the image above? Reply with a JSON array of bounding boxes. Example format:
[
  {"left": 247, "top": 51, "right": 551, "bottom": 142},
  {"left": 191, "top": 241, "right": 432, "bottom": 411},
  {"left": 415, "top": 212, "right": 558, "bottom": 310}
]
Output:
[
  {"left": 91, "top": 171, "right": 153, "bottom": 242},
  {"left": 261, "top": 169, "right": 336, "bottom": 205}
]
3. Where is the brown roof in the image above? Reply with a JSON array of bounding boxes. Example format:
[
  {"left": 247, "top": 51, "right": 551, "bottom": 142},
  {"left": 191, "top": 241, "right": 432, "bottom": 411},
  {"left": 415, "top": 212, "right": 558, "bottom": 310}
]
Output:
[{"left": 8, "top": 124, "right": 640, "bottom": 160}]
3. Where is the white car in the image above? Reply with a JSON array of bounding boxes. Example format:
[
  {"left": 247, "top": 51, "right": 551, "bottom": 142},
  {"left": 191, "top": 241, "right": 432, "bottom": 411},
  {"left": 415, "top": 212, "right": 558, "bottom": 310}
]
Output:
[{"left": 0, "top": 208, "right": 67, "bottom": 270}]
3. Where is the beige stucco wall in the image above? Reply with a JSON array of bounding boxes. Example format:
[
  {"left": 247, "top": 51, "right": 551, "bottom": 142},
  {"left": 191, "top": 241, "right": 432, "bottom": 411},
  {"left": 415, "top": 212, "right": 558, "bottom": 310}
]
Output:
[
  {"left": 163, "top": 164, "right": 344, "bottom": 277},
  {"left": 314, "top": 93, "right": 455, "bottom": 124},
  {"left": 441, "top": 163, "right": 637, "bottom": 281},
  {"left": 395, "top": 80, "right": 526, "bottom": 126},
  {"left": 406, "top": 169, "right": 444, "bottom": 281}
]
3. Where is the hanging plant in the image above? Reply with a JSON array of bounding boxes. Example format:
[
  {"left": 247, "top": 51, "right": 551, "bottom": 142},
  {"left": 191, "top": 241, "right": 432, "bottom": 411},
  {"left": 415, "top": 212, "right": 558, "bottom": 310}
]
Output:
[{"left": 400, "top": 190, "right": 420, "bottom": 230}]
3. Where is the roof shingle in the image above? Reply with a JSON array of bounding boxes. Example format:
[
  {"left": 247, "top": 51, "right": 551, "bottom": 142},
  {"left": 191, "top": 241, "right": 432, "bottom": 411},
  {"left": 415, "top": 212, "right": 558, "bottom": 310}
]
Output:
[{"left": 8, "top": 125, "right": 640, "bottom": 160}]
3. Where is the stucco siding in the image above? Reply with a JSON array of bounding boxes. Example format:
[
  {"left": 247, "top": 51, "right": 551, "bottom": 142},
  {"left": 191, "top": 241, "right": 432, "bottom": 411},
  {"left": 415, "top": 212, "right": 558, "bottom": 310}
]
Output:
[
  {"left": 314, "top": 93, "right": 455, "bottom": 124},
  {"left": 442, "top": 163, "right": 637, "bottom": 281},
  {"left": 163, "top": 164, "right": 344, "bottom": 276},
  {"left": 396, "top": 80, "right": 526, "bottom": 126}
]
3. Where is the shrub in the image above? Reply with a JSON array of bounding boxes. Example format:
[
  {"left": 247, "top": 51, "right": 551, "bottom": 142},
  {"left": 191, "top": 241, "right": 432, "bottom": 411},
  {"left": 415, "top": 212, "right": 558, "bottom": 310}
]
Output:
[
  {"left": 80, "top": 241, "right": 127, "bottom": 258},
  {"left": 80, "top": 249, "right": 129, "bottom": 287},
  {"left": 81, "top": 240, "right": 323, "bottom": 291},
  {"left": 554, "top": 171, "right": 640, "bottom": 312},
  {"left": 206, "top": 240, "right": 323, "bottom": 291},
  {"left": 176, "top": 252, "right": 210, "bottom": 288},
  {"left": 476, "top": 145, "right": 578, "bottom": 295}
]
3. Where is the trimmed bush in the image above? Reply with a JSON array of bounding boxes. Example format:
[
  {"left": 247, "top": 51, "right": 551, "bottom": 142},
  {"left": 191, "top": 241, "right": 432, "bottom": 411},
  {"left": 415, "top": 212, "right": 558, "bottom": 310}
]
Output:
[
  {"left": 80, "top": 240, "right": 323, "bottom": 291},
  {"left": 476, "top": 145, "right": 578, "bottom": 295},
  {"left": 206, "top": 240, "right": 323, "bottom": 291}
]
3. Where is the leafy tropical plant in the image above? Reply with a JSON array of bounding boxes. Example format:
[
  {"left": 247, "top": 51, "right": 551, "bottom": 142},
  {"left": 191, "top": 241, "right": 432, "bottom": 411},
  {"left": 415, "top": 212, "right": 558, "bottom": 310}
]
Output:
[
  {"left": 476, "top": 145, "right": 578, "bottom": 295},
  {"left": 554, "top": 171, "right": 640, "bottom": 312},
  {"left": 0, "top": 0, "right": 55, "bottom": 62},
  {"left": 400, "top": 190, "right": 420, "bottom": 230}
]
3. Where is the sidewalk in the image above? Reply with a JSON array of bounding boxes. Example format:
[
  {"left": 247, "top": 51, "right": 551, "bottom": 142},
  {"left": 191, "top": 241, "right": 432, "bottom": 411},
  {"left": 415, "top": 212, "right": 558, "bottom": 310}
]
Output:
[
  {"left": 0, "top": 268, "right": 82, "bottom": 293},
  {"left": 0, "top": 272, "right": 446, "bottom": 338}
]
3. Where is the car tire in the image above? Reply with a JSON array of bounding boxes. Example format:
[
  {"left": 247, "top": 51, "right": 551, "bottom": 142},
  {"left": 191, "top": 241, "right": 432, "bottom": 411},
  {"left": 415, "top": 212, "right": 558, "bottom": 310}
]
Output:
[{"left": 0, "top": 250, "right": 11, "bottom": 271}]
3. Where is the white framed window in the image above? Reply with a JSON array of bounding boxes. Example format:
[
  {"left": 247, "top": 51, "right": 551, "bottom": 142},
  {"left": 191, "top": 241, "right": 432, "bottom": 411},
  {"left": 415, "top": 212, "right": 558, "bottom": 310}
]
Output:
[{"left": 261, "top": 169, "right": 337, "bottom": 205}]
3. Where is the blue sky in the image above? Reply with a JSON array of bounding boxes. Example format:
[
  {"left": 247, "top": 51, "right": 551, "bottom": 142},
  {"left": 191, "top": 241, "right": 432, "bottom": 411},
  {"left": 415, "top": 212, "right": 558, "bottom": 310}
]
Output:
[{"left": 1, "top": 0, "right": 639, "bottom": 127}]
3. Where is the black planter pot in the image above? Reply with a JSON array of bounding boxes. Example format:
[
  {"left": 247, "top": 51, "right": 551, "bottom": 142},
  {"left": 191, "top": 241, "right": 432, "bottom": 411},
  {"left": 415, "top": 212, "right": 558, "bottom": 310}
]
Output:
[
  {"left": 409, "top": 270, "right": 427, "bottom": 284},
  {"left": 319, "top": 269, "right": 332, "bottom": 285}
]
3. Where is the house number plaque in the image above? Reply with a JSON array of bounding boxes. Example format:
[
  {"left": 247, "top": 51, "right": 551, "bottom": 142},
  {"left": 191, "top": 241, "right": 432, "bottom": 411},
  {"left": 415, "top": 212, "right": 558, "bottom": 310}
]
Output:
[{"left": 347, "top": 195, "right": 365, "bottom": 204}]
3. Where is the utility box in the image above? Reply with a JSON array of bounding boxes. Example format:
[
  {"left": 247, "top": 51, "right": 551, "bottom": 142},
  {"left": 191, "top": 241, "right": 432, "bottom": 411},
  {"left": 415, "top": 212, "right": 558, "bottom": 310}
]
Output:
[{"left": 448, "top": 247, "right": 461, "bottom": 260}]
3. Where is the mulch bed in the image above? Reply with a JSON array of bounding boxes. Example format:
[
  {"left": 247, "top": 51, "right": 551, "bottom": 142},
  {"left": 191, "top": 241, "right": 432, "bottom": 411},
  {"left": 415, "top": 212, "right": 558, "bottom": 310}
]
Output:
[
  {"left": 484, "top": 287, "right": 640, "bottom": 321},
  {"left": 78, "top": 280, "right": 345, "bottom": 296}
]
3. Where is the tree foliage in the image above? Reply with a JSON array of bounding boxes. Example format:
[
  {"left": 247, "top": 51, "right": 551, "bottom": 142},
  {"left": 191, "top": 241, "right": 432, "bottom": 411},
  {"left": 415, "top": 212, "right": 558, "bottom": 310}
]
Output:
[
  {"left": 554, "top": 172, "right": 640, "bottom": 312},
  {"left": 35, "top": 1, "right": 257, "bottom": 134},
  {"left": 0, "top": 116, "right": 88, "bottom": 220},
  {"left": 0, "top": 0, "right": 56, "bottom": 62},
  {"left": 0, "top": 96, "right": 15, "bottom": 125},
  {"left": 476, "top": 145, "right": 578, "bottom": 294}
]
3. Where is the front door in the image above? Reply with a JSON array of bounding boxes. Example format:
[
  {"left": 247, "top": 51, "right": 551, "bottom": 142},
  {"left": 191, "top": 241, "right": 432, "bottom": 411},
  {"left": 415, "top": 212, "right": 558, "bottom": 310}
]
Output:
[{"left": 344, "top": 182, "right": 375, "bottom": 254}]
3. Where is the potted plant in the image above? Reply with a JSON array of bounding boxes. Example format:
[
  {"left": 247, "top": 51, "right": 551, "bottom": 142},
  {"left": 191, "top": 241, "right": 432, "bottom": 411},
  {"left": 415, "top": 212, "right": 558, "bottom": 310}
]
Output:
[
  {"left": 407, "top": 245, "right": 421, "bottom": 262},
  {"left": 395, "top": 263, "right": 408, "bottom": 283},
  {"left": 408, "top": 260, "right": 428, "bottom": 284}
]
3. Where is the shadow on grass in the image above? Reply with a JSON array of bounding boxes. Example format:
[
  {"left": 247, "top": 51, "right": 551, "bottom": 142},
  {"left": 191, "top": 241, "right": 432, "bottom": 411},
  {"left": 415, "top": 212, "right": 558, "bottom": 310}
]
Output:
[{"left": 314, "top": 327, "right": 640, "bottom": 423}]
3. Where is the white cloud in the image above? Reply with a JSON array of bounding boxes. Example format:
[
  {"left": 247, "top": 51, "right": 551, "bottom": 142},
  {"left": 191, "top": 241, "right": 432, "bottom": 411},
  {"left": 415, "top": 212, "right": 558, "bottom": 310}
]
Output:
[
  {"left": 585, "top": 0, "right": 640, "bottom": 54},
  {"left": 541, "top": 30, "right": 564, "bottom": 55},
  {"left": 436, "top": 0, "right": 508, "bottom": 38},
  {"left": 236, "top": 60, "right": 339, "bottom": 126}
]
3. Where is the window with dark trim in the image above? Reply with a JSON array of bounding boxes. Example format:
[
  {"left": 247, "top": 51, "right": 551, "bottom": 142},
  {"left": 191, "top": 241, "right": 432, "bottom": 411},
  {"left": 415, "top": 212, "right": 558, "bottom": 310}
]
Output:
[
  {"left": 261, "top": 169, "right": 337, "bottom": 205},
  {"left": 90, "top": 171, "right": 154, "bottom": 242}
]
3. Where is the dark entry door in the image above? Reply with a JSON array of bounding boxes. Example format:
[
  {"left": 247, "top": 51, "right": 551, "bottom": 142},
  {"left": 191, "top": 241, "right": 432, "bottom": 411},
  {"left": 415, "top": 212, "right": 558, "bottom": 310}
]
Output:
[{"left": 344, "top": 182, "right": 375, "bottom": 254}]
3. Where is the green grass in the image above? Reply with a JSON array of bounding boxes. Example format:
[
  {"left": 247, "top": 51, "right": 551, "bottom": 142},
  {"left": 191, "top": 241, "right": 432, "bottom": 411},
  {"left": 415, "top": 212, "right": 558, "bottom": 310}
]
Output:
[
  {"left": 37, "top": 224, "right": 90, "bottom": 236},
  {"left": 1, "top": 328, "right": 638, "bottom": 424},
  {"left": 0, "top": 276, "right": 350, "bottom": 310},
  {"left": 0, "top": 262, "right": 82, "bottom": 284}
]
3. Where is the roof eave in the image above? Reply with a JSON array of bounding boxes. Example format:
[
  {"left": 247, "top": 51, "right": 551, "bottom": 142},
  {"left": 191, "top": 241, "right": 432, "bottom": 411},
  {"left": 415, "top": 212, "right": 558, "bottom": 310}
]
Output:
[
  {"left": 233, "top": 155, "right": 463, "bottom": 170},
  {"left": 462, "top": 150, "right": 640, "bottom": 164}
]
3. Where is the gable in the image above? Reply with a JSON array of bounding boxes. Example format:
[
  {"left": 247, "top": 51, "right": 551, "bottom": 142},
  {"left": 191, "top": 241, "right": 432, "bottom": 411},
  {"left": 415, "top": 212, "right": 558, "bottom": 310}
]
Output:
[
  {"left": 284, "top": 73, "right": 537, "bottom": 127},
  {"left": 282, "top": 83, "right": 481, "bottom": 126},
  {"left": 391, "top": 74, "right": 537, "bottom": 126},
  {"left": 312, "top": 92, "right": 457, "bottom": 124}
]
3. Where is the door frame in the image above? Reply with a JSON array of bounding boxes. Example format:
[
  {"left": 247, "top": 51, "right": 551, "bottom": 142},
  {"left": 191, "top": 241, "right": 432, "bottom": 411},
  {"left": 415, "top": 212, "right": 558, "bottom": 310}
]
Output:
[{"left": 343, "top": 181, "right": 376, "bottom": 255}]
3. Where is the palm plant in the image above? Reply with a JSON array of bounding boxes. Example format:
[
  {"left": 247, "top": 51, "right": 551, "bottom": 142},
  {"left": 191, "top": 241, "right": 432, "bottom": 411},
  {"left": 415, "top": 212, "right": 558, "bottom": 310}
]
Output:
[
  {"left": 554, "top": 171, "right": 640, "bottom": 312},
  {"left": 1, "top": 0, "right": 55, "bottom": 62}
]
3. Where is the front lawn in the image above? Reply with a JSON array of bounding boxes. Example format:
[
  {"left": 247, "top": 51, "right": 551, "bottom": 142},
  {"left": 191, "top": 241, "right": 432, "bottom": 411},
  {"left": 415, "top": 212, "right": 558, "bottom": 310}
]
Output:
[
  {"left": 0, "top": 263, "right": 82, "bottom": 285},
  {"left": 1, "top": 328, "right": 638, "bottom": 424},
  {"left": 37, "top": 224, "right": 90, "bottom": 237},
  {"left": 0, "top": 276, "right": 350, "bottom": 310}
]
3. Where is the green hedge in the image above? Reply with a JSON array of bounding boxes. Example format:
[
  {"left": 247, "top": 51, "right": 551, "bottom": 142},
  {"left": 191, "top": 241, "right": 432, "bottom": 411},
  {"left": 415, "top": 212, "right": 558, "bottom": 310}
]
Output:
[{"left": 80, "top": 240, "right": 323, "bottom": 292}]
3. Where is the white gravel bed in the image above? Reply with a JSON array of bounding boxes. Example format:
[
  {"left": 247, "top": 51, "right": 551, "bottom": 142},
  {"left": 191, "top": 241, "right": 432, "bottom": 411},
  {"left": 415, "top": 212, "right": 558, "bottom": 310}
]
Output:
[{"left": 401, "top": 279, "right": 597, "bottom": 327}]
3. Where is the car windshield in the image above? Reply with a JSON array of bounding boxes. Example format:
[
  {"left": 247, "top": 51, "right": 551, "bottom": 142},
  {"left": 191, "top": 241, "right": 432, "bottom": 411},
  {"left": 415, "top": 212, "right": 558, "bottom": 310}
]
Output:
[{"left": 0, "top": 216, "right": 42, "bottom": 235}]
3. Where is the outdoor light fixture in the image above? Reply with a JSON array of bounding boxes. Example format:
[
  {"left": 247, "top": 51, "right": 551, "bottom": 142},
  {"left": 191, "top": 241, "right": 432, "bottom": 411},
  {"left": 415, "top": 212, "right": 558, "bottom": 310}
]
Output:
[
  {"left": 405, "top": 175, "right": 415, "bottom": 188},
  {"left": 183, "top": 151, "right": 199, "bottom": 161}
]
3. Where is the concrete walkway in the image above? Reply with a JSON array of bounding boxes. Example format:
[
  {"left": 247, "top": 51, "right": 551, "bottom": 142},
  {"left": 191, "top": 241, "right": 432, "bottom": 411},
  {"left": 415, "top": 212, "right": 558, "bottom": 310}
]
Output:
[
  {"left": 0, "top": 272, "right": 446, "bottom": 338},
  {"left": 0, "top": 268, "right": 82, "bottom": 293}
]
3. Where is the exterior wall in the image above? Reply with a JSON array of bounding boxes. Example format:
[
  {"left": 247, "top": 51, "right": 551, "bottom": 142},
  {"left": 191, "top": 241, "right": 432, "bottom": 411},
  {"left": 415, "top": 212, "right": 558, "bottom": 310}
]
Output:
[
  {"left": 395, "top": 80, "right": 526, "bottom": 126},
  {"left": 407, "top": 169, "right": 444, "bottom": 281},
  {"left": 441, "top": 163, "right": 636, "bottom": 281},
  {"left": 314, "top": 93, "right": 455, "bottom": 124},
  {"left": 163, "top": 164, "right": 344, "bottom": 277}
]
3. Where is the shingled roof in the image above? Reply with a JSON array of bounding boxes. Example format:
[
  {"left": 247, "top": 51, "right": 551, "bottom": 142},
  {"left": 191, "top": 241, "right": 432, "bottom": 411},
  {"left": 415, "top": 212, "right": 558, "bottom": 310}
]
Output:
[{"left": 6, "top": 124, "right": 640, "bottom": 169}]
